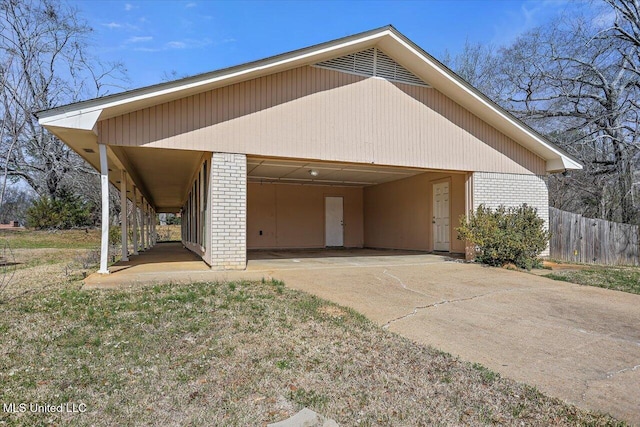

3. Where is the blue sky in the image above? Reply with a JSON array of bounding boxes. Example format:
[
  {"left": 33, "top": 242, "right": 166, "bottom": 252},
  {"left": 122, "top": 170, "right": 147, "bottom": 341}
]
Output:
[{"left": 70, "top": 0, "right": 588, "bottom": 90}]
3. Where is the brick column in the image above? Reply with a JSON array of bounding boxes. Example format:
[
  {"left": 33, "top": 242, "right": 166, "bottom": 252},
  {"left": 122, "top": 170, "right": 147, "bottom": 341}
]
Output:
[
  {"left": 472, "top": 171, "right": 549, "bottom": 256},
  {"left": 210, "top": 152, "right": 246, "bottom": 270}
]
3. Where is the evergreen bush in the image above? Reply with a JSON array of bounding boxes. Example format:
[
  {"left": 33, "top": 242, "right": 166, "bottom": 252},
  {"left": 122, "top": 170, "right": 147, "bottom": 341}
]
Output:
[
  {"left": 26, "top": 189, "right": 92, "bottom": 230},
  {"left": 456, "top": 204, "right": 549, "bottom": 270}
]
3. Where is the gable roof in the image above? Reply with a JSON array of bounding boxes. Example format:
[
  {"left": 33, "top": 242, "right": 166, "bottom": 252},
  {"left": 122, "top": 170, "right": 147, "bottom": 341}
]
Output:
[{"left": 37, "top": 25, "right": 581, "bottom": 172}]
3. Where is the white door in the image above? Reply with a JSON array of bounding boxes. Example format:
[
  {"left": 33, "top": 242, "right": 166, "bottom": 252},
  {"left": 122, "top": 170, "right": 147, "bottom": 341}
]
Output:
[
  {"left": 325, "top": 196, "right": 344, "bottom": 247},
  {"left": 433, "top": 182, "right": 450, "bottom": 251}
]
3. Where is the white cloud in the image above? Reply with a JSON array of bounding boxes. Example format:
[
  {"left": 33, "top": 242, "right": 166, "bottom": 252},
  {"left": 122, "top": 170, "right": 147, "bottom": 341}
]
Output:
[
  {"left": 124, "top": 3, "right": 134, "bottom": 11},
  {"left": 134, "top": 47, "right": 162, "bottom": 52},
  {"left": 490, "top": 0, "right": 569, "bottom": 46},
  {"left": 164, "top": 38, "right": 214, "bottom": 49},
  {"left": 166, "top": 41, "right": 187, "bottom": 49},
  {"left": 185, "top": 2, "right": 197, "bottom": 8},
  {"left": 127, "top": 36, "right": 153, "bottom": 43},
  {"left": 132, "top": 37, "right": 218, "bottom": 53},
  {"left": 102, "top": 21, "right": 140, "bottom": 32}
]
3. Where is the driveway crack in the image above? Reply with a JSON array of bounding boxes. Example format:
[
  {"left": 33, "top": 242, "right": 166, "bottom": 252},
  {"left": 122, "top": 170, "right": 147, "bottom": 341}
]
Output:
[
  {"left": 606, "top": 363, "right": 640, "bottom": 379},
  {"left": 382, "top": 291, "right": 499, "bottom": 329}
]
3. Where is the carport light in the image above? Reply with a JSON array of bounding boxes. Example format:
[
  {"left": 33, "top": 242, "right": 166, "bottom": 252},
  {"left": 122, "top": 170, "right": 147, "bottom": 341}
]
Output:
[{"left": 309, "top": 169, "right": 319, "bottom": 177}]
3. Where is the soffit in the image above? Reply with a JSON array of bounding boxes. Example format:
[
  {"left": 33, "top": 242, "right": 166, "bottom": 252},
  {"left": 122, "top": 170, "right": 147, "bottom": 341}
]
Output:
[{"left": 112, "top": 146, "right": 205, "bottom": 212}]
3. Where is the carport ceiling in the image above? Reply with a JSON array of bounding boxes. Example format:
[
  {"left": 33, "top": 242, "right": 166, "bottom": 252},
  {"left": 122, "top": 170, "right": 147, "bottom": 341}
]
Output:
[
  {"left": 113, "top": 146, "right": 205, "bottom": 213},
  {"left": 248, "top": 158, "right": 425, "bottom": 186}
]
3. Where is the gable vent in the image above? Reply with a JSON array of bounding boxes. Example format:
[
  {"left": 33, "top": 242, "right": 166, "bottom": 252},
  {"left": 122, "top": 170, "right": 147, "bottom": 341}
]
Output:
[{"left": 313, "top": 47, "right": 429, "bottom": 87}]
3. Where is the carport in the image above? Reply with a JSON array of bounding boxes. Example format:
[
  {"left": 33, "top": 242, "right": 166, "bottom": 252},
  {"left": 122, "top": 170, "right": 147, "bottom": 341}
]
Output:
[
  {"left": 247, "top": 157, "right": 470, "bottom": 254},
  {"left": 37, "top": 26, "right": 581, "bottom": 274}
]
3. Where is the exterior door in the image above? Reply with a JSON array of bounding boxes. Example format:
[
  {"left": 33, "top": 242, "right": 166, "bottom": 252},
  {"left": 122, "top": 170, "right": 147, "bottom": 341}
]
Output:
[
  {"left": 432, "top": 181, "right": 450, "bottom": 251},
  {"left": 325, "top": 196, "right": 344, "bottom": 247}
]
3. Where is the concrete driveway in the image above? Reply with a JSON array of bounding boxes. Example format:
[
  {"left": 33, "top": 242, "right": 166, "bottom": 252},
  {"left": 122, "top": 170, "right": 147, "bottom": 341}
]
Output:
[{"left": 252, "top": 251, "right": 640, "bottom": 425}]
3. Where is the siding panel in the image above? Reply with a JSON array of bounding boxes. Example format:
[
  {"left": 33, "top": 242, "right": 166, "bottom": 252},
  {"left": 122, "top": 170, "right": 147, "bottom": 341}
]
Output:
[{"left": 99, "top": 66, "right": 546, "bottom": 175}]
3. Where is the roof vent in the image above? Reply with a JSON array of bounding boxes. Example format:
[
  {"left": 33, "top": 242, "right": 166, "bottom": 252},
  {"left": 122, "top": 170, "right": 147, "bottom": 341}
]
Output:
[
  {"left": 83, "top": 148, "right": 95, "bottom": 153},
  {"left": 313, "top": 47, "right": 429, "bottom": 87}
]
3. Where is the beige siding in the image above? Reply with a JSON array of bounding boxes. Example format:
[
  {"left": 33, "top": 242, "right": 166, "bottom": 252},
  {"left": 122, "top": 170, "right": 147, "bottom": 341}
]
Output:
[
  {"left": 247, "top": 183, "right": 363, "bottom": 249},
  {"left": 98, "top": 66, "right": 546, "bottom": 175},
  {"left": 364, "top": 172, "right": 466, "bottom": 253}
]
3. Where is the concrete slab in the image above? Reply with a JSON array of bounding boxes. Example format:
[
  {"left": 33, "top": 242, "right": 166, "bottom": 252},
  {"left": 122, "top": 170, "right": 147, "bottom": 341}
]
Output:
[
  {"left": 84, "top": 245, "right": 442, "bottom": 290},
  {"left": 84, "top": 242, "right": 217, "bottom": 288},
  {"left": 267, "top": 408, "right": 338, "bottom": 427},
  {"left": 82, "top": 244, "right": 640, "bottom": 424}
]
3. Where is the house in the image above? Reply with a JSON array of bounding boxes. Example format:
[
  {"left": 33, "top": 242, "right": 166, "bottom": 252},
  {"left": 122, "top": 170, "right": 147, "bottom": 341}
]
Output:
[{"left": 36, "top": 26, "right": 582, "bottom": 274}]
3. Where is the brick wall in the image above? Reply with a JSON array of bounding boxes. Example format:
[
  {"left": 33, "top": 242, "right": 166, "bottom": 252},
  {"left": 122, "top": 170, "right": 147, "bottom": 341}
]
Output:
[
  {"left": 211, "top": 152, "right": 247, "bottom": 270},
  {"left": 473, "top": 171, "right": 549, "bottom": 256}
]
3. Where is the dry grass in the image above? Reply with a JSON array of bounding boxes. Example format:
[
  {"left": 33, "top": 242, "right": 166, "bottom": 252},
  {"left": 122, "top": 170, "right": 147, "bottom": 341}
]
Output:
[
  {"left": 0, "top": 230, "right": 625, "bottom": 426},
  {"left": 0, "top": 246, "right": 97, "bottom": 302},
  {"left": 156, "top": 224, "right": 181, "bottom": 242},
  {"left": 0, "top": 280, "right": 623, "bottom": 426},
  {"left": 0, "top": 229, "right": 101, "bottom": 249}
]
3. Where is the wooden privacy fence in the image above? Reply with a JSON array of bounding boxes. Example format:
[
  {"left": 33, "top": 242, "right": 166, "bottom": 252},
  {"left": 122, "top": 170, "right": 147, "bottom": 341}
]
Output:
[{"left": 549, "top": 207, "right": 640, "bottom": 266}]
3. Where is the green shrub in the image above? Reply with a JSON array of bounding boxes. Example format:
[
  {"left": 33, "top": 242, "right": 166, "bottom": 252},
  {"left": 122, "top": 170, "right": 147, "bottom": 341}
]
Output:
[
  {"left": 109, "top": 226, "right": 121, "bottom": 245},
  {"left": 456, "top": 204, "right": 549, "bottom": 270},
  {"left": 26, "top": 189, "right": 92, "bottom": 230}
]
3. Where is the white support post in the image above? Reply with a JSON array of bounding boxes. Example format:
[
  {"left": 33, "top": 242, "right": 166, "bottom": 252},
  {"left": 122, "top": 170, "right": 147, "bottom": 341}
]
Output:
[
  {"left": 98, "top": 144, "right": 110, "bottom": 274},
  {"left": 148, "top": 205, "right": 153, "bottom": 247},
  {"left": 146, "top": 202, "right": 151, "bottom": 249},
  {"left": 120, "top": 170, "right": 129, "bottom": 262},
  {"left": 132, "top": 187, "right": 139, "bottom": 255},
  {"left": 141, "top": 199, "right": 146, "bottom": 251},
  {"left": 151, "top": 208, "right": 156, "bottom": 246}
]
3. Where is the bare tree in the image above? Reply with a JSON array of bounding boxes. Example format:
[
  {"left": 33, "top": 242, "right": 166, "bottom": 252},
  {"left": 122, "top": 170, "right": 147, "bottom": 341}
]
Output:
[
  {"left": 0, "top": 0, "right": 126, "bottom": 207},
  {"left": 0, "top": 186, "right": 32, "bottom": 224},
  {"left": 439, "top": 2, "right": 640, "bottom": 223},
  {"left": 492, "top": 12, "right": 640, "bottom": 223},
  {"left": 440, "top": 39, "right": 501, "bottom": 99},
  {"left": 605, "top": 0, "right": 640, "bottom": 52}
]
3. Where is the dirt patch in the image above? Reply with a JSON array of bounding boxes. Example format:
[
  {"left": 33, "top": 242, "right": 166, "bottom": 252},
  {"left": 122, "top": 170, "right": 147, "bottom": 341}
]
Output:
[
  {"left": 317, "top": 305, "right": 348, "bottom": 318},
  {"left": 543, "top": 261, "right": 593, "bottom": 271}
]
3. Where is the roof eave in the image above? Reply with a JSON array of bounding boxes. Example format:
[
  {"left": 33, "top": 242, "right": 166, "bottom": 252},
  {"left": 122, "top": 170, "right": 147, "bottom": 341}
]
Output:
[
  {"left": 37, "top": 25, "right": 583, "bottom": 173},
  {"left": 378, "top": 30, "right": 582, "bottom": 172},
  {"left": 37, "top": 25, "right": 396, "bottom": 124}
]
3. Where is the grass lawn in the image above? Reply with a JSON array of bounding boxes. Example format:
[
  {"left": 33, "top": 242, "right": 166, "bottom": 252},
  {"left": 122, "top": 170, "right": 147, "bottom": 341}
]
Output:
[
  {"left": 544, "top": 265, "right": 640, "bottom": 295},
  {"left": 0, "top": 230, "right": 625, "bottom": 426},
  {"left": 0, "top": 229, "right": 101, "bottom": 250},
  {"left": 0, "top": 281, "right": 623, "bottom": 426}
]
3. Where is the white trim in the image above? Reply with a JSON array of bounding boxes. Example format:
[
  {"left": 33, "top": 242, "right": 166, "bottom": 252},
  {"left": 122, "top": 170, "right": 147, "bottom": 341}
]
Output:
[
  {"left": 98, "top": 144, "right": 110, "bottom": 274},
  {"left": 42, "top": 109, "right": 102, "bottom": 132}
]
